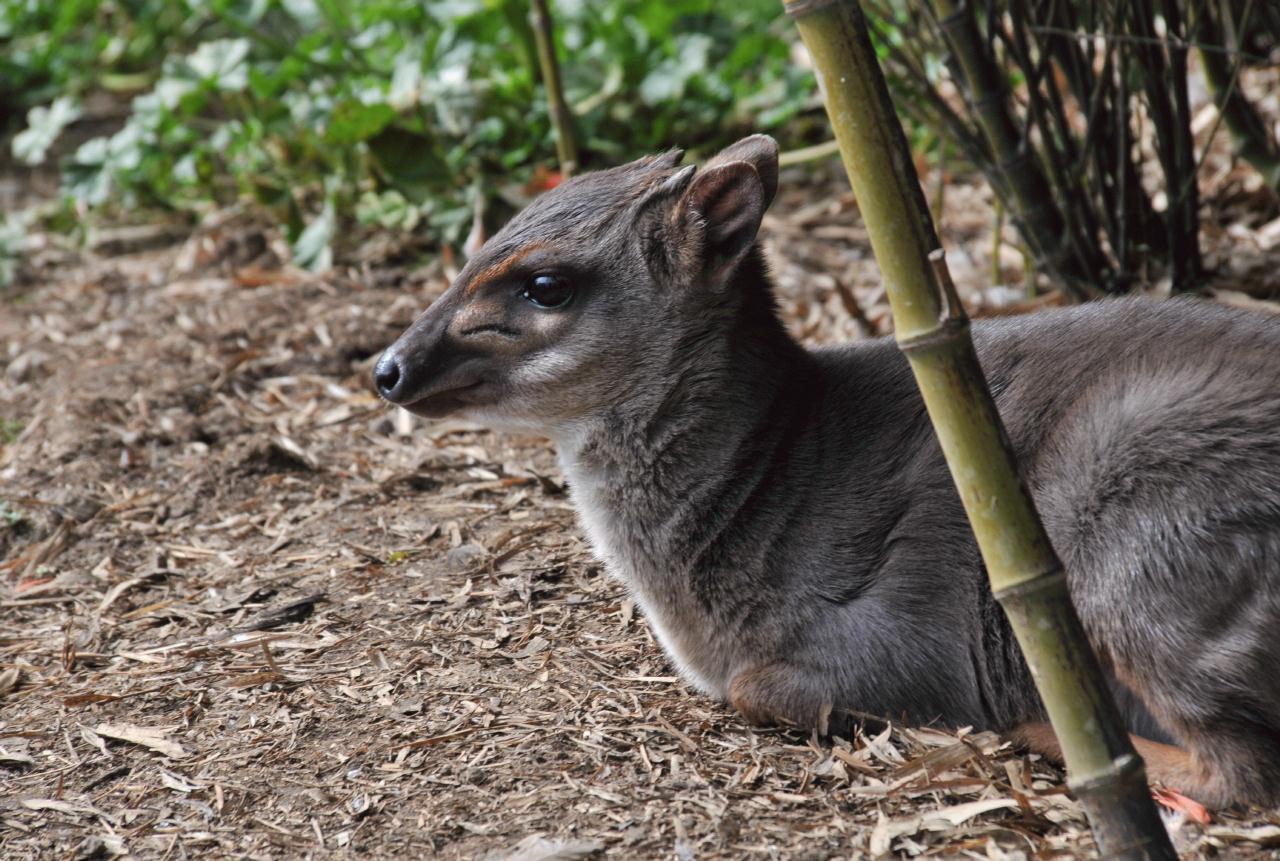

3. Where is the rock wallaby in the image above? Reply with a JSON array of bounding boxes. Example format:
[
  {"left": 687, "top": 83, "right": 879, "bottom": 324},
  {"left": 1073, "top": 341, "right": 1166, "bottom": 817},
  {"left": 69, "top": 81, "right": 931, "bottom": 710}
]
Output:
[{"left": 374, "top": 135, "right": 1280, "bottom": 808}]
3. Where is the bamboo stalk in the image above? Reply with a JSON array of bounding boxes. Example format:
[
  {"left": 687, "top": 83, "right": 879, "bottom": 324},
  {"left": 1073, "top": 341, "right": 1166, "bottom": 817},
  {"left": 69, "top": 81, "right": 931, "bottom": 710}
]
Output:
[
  {"left": 529, "top": 0, "right": 579, "bottom": 177},
  {"left": 1128, "top": 0, "right": 1201, "bottom": 291},
  {"left": 782, "top": 2, "right": 1176, "bottom": 857},
  {"left": 1160, "top": 0, "right": 1202, "bottom": 291},
  {"left": 998, "top": 2, "right": 1113, "bottom": 292}
]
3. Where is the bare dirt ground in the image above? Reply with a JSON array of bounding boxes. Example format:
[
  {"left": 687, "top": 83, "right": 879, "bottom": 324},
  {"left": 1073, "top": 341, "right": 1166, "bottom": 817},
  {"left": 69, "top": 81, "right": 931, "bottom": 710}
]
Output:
[{"left": 4, "top": 160, "right": 1280, "bottom": 861}]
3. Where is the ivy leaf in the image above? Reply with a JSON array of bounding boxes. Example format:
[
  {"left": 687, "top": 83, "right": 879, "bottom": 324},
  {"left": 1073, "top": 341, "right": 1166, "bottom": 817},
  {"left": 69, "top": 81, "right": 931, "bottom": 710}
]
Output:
[
  {"left": 368, "top": 127, "right": 446, "bottom": 203},
  {"left": 0, "top": 214, "right": 26, "bottom": 289},
  {"left": 281, "top": 0, "right": 323, "bottom": 29},
  {"left": 292, "top": 197, "right": 335, "bottom": 271},
  {"left": 388, "top": 51, "right": 425, "bottom": 111},
  {"left": 639, "top": 33, "right": 711, "bottom": 105},
  {"left": 64, "top": 138, "right": 114, "bottom": 206},
  {"left": 325, "top": 99, "right": 396, "bottom": 145},
  {"left": 186, "top": 39, "right": 252, "bottom": 91},
  {"left": 357, "top": 189, "right": 420, "bottom": 231},
  {"left": 12, "top": 97, "right": 81, "bottom": 166}
]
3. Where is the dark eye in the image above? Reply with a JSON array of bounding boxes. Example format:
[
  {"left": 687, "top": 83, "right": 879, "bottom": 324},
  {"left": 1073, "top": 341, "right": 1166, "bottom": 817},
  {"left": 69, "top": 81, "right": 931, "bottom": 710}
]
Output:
[{"left": 521, "top": 274, "right": 574, "bottom": 309}]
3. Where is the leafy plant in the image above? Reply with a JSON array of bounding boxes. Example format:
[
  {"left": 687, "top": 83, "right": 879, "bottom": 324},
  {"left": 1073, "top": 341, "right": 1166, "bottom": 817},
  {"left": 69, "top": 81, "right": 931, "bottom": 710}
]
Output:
[
  {"left": 0, "top": 499, "right": 24, "bottom": 528},
  {"left": 0, "top": 418, "right": 23, "bottom": 444},
  {"left": 863, "top": 0, "right": 1280, "bottom": 296},
  {"left": 0, "top": 213, "right": 29, "bottom": 289},
  {"left": 0, "top": 0, "right": 208, "bottom": 117},
  {"left": 12, "top": 95, "right": 81, "bottom": 165},
  {"left": 7, "top": 0, "right": 818, "bottom": 268}
]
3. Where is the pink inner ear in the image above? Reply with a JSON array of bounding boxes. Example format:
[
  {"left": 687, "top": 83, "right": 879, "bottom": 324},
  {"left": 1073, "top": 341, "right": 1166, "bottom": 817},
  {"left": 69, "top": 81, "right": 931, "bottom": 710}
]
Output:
[
  {"left": 686, "top": 162, "right": 765, "bottom": 274},
  {"left": 703, "top": 135, "right": 779, "bottom": 208}
]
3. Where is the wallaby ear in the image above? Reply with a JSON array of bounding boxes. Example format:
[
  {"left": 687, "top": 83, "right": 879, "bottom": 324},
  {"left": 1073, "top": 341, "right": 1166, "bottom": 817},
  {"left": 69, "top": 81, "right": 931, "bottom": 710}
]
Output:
[
  {"left": 702, "top": 134, "right": 779, "bottom": 210},
  {"left": 651, "top": 148, "right": 686, "bottom": 171},
  {"left": 675, "top": 161, "right": 767, "bottom": 288}
]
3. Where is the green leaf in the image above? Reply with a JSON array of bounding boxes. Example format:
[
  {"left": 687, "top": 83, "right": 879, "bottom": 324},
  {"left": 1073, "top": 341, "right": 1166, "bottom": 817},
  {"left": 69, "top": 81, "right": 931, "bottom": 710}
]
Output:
[
  {"left": 12, "top": 96, "right": 81, "bottom": 166},
  {"left": 357, "top": 189, "right": 420, "bottom": 231},
  {"left": 325, "top": 99, "right": 396, "bottom": 145},
  {"left": 368, "top": 127, "right": 447, "bottom": 203},
  {"left": 388, "top": 50, "right": 425, "bottom": 111},
  {"left": 281, "top": 0, "right": 323, "bottom": 29},
  {"left": 292, "top": 197, "right": 335, "bottom": 271},
  {"left": 186, "top": 39, "right": 252, "bottom": 91},
  {"left": 64, "top": 137, "right": 114, "bottom": 206},
  {"left": 0, "top": 214, "right": 26, "bottom": 289}
]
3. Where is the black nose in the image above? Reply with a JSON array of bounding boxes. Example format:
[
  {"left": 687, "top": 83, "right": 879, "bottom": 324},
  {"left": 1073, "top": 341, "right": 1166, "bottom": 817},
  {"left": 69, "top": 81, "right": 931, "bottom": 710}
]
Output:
[{"left": 374, "top": 352, "right": 402, "bottom": 399}]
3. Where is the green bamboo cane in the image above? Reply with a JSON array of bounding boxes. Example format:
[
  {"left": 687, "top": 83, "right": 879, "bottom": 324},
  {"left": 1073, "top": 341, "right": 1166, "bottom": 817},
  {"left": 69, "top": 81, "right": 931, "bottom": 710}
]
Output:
[
  {"left": 781, "top": 1, "right": 1176, "bottom": 857},
  {"left": 529, "top": 0, "right": 579, "bottom": 178}
]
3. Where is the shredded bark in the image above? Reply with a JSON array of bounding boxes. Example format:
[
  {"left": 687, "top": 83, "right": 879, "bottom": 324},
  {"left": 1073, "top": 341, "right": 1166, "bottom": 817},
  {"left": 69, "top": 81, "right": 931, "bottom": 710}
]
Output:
[{"left": 4, "top": 141, "right": 1280, "bottom": 859}]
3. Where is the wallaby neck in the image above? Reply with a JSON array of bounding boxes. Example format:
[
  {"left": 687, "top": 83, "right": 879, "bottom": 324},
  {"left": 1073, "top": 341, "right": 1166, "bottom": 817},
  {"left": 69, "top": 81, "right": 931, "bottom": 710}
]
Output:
[
  {"left": 554, "top": 250, "right": 810, "bottom": 498},
  {"left": 553, "top": 253, "right": 812, "bottom": 560},
  {"left": 551, "top": 251, "right": 815, "bottom": 692}
]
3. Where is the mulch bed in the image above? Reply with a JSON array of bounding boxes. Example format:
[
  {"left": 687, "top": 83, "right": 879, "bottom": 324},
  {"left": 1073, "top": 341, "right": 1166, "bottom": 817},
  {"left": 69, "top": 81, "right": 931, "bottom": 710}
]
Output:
[{"left": 4, "top": 154, "right": 1280, "bottom": 859}]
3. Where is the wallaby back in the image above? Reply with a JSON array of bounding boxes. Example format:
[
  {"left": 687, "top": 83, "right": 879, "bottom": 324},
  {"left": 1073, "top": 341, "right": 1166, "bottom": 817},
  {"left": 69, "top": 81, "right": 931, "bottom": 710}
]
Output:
[{"left": 376, "top": 137, "right": 1280, "bottom": 807}]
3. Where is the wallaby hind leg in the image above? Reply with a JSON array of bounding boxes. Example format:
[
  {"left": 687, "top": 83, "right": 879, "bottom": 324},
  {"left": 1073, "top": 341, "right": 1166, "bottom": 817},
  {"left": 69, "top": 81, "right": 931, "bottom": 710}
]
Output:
[
  {"left": 1072, "top": 565, "right": 1280, "bottom": 807},
  {"left": 1061, "top": 540, "right": 1280, "bottom": 807},
  {"left": 1008, "top": 721, "right": 1235, "bottom": 808},
  {"left": 1140, "top": 693, "right": 1280, "bottom": 808},
  {"left": 1066, "top": 581, "right": 1280, "bottom": 806},
  {"left": 1025, "top": 314, "right": 1280, "bottom": 806}
]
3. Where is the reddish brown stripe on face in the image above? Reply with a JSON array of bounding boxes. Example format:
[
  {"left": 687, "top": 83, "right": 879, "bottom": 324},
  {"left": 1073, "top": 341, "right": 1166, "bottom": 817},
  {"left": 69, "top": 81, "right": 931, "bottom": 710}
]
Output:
[{"left": 464, "top": 242, "right": 548, "bottom": 296}]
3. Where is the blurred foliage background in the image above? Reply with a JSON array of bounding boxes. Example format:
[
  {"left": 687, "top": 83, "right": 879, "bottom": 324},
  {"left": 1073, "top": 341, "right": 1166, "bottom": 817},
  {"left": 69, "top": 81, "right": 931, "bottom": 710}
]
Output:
[
  {"left": 1, "top": 0, "right": 820, "bottom": 268},
  {"left": 3, "top": 0, "right": 1278, "bottom": 295}
]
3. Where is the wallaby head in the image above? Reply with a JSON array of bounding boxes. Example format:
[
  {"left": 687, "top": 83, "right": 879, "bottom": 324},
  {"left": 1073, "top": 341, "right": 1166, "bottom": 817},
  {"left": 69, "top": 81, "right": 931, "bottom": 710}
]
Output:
[{"left": 374, "top": 135, "right": 782, "bottom": 432}]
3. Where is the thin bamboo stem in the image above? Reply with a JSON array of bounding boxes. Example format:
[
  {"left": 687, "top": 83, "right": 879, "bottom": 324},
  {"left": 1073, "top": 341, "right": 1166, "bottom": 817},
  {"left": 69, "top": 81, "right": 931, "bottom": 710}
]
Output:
[
  {"left": 931, "top": 0, "right": 1100, "bottom": 300},
  {"left": 1002, "top": 3, "right": 1112, "bottom": 288},
  {"left": 779, "top": 138, "right": 842, "bottom": 166},
  {"left": 1196, "top": 0, "right": 1280, "bottom": 188},
  {"left": 1161, "top": 0, "right": 1202, "bottom": 291},
  {"left": 1129, "top": 0, "right": 1201, "bottom": 291},
  {"left": 529, "top": 0, "right": 579, "bottom": 177},
  {"left": 782, "top": 1, "right": 1177, "bottom": 857}
]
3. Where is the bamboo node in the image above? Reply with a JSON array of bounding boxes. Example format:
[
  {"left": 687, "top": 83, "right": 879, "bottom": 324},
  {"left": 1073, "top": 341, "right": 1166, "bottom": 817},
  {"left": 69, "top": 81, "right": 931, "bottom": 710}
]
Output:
[
  {"left": 1067, "top": 752, "right": 1149, "bottom": 797},
  {"left": 991, "top": 566, "right": 1067, "bottom": 603},
  {"left": 782, "top": 0, "right": 845, "bottom": 18},
  {"left": 895, "top": 317, "right": 970, "bottom": 355}
]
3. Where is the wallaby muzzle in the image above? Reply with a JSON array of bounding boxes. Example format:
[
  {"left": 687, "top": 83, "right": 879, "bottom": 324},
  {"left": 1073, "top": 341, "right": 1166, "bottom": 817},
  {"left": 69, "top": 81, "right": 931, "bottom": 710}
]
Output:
[{"left": 374, "top": 291, "right": 484, "bottom": 414}]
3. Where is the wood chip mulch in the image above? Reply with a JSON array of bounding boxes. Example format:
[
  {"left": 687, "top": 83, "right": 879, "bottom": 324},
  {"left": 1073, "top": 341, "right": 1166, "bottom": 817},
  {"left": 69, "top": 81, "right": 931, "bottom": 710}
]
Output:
[{"left": 4, "top": 159, "right": 1280, "bottom": 860}]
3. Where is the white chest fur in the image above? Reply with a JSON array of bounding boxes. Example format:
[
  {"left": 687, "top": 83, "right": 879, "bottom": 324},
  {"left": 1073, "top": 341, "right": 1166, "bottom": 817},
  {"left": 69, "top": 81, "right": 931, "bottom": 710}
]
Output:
[{"left": 557, "top": 448, "right": 735, "bottom": 698}]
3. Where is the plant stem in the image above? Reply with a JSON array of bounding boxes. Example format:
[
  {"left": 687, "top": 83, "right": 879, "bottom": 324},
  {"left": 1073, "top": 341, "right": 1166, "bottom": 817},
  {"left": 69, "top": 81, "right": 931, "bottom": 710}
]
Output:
[
  {"left": 931, "top": 0, "right": 1101, "bottom": 300},
  {"left": 779, "top": 138, "right": 842, "bottom": 166},
  {"left": 782, "top": 2, "right": 1177, "bottom": 857},
  {"left": 1128, "top": 0, "right": 1201, "bottom": 291},
  {"left": 529, "top": 0, "right": 579, "bottom": 178},
  {"left": 1195, "top": 0, "right": 1280, "bottom": 189}
]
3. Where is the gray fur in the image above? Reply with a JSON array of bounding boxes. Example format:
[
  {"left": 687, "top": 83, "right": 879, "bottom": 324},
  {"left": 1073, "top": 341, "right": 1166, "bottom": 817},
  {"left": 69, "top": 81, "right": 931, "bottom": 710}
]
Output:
[{"left": 375, "top": 137, "right": 1280, "bottom": 806}]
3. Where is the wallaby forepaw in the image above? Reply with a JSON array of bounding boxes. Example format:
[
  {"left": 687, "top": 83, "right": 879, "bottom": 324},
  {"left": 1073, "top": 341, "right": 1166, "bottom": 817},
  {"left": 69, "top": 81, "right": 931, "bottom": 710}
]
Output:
[{"left": 729, "top": 662, "right": 829, "bottom": 734}]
